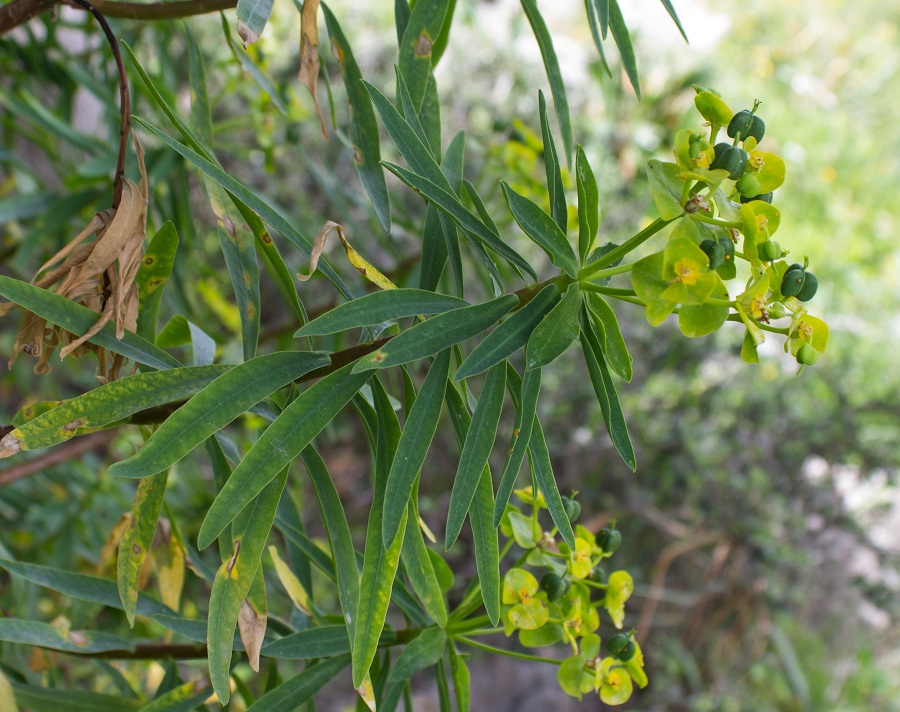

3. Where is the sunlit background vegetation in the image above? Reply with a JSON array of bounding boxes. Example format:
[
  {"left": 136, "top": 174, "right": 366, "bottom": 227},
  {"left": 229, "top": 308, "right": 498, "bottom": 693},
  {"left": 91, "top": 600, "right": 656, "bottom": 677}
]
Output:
[{"left": 2, "top": 0, "right": 899, "bottom": 709}]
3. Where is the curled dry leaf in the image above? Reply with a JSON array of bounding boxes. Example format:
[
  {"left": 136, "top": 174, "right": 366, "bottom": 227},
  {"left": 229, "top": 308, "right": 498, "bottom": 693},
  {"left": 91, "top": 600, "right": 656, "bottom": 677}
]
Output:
[
  {"left": 1, "top": 135, "right": 149, "bottom": 380},
  {"left": 237, "top": 599, "right": 266, "bottom": 672},
  {"left": 298, "top": 220, "right": 396, "bottom": 290},
  {"left": 299, "top": 0, "right": 328, "bottom": 139}
]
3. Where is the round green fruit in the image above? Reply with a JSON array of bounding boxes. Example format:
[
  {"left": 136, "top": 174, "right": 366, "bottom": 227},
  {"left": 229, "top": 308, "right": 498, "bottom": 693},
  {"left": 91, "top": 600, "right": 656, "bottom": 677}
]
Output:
[
  {"left": 710, "top": 143, "right": 749, "bottom": 180},
  {"left": 596, "top": 526, "right": 622, "bottom": 555},
  {"left": 757, "top": 241, "right": 782, "bottom": 262},
  {"left": 796, "top": 272, "right": 818, "bottom": 301},
  {"left": 781, "top": 267, "right": 806, "bottom": 298},
  {"left": 727, "top": 109, "right": 766, "bottom": 143},
  {"left": 540, "top": 572, "right": 570, "bottom": 602},
  {"left": 700, "top": 239, "right": 725, "bottom": 270}
]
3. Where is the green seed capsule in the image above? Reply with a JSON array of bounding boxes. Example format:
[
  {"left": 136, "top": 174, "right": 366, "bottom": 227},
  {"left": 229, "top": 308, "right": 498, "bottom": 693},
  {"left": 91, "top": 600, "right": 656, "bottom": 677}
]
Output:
[
  {"left": 796, "top": 272, "right": 818, "bottom": 301},
  {"left": 741, "top": 191, "right": 773, "bottom": 204},
  {"left": 796, "top": 342, "right": 819, "bottom": 365},
  {"left": 757, "top": 241, "right": 782, "bottom": 262},
  {"left": 727, "top": 109, "right": 766, "bottom": 143},
  {"left": 710, "top": 143, "right": 749, "bottom": 180},
  {"left": 781, "top": 267, "right": 806, "bottom": 298},
  {"left": 606, "top": 633, "right": 636, "bottom": 660},
  {"left": 719, "top": 236, "right": 736, "bottom": 262},
  {"left": 735, "top": 172, "right": 763, "bottom": 199},
  {"left": 561, "top": 496, "right": 581, "bottom": 523},
  {"left": 540, "top": 572, "right": 570, "bottom": 602},
  {"left": 700, "top": 239, "right": 725, "bottom": 270},
  {"left": 596, "top": 526, "right": 622, "bottom": 555}
]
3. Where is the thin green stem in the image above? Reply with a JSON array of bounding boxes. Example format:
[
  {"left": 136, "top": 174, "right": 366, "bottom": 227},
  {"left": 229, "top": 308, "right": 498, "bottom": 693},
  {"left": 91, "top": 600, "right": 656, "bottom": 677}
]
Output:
[
  {"left": 705, "top": 297, "right": 736, "bottom": 308},
  {"left": 449, "top": 539, "right": 515, "bottom": 624},
  {"left": 453, "top": 636, "right": 561, "bottom": 666},
  {"left": 690, "top": 214, "right": 741, "bottom": 229},
  {"left": 455, "top": 627, "right": 506, "bottom": 637},
  {"left": 726, "top": 313, "right": 789, "bottom": 334},
  {"left": 580, "top": 261, "right": 634, "bottom": 282},
  {"left": 579, "top": 217, "right": 678, "bottom": 279}
]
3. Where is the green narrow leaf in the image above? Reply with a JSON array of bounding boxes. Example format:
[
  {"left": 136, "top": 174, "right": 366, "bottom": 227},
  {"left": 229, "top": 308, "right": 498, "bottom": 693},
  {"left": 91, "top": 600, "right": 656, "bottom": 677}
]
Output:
[
  {"left": 449, "top": 644, "right": 471, "bottom": 712},
  {"left": 394, "top": 0, "right": 411, "bottom": 45},
  {"left": 109, "top": 352, "right": 328, "bottom": 479},
  {"left": 135, "top": 222, "right": 179, "bottom": 342},
  {"left": 500, "top": 182, "right": 578, "bottom": 278},
  {"left": 455, "top": 284, "right": 560, "bottom": 380},
  {"left": 438, "top": 131, "right": 466, "bottom": 296},
  {"left": 520, "top": 0, "right": 573, "bottom": 165},
  {"left": 419, "top": 69, "right": 443, "bottom": 159},
  {"left": 443, "top": 383, "right": 500, "bottom": 625},
  {"left": 322, "top": 3, "right": 392, "bottom": 233},
  {"left": 208, "top": 468, "right": 287, "bottom": 705},
  {"left": 580, "top": 323, "right": 636, "bottom": 470},
  {"left": 6, "top": 365, "right": 228, "bottom": 453},
  {"left": 398, "top": 0, "right": 450, "bottom": 112},
  {"left": 354, "top": 295, "right": 518, "bottom": 372},
  {"left": 222, "top": 15, "right": 287, "bottom": 114},
  {"left": 118, "top": 471, "right": 168, "bottom": 626},
  {"left": 608, "top": 0, "right": 641, "bottom": 99},
  {"left": 401, "top": 495, "right": 448, "bottom": 627},
  {"left": 0, "top": 277, "right": 180, "bottom": 371},
  {"left": 382, "top": 349, "right": 450, "bottom": 544},
  {"left": 384, "top": 162, "right": 536, "bottom": 280},
  {"left": 493, "top": 365, "right": 540, "bottom": 526},
  {"left": 236, "top": 0, "right": 275, "bottom": 46},
  {"left": 0, "top": 560, "right": 175, "bottom": 618},
  {"left": 658, "top": 0, "right": 688, "bottom": 42},
  {"left": 197, "top": 361, "right": 372, "bottom": 549},
  {"left": 140, "top": 681, "right": 213, "bottom": 712},
  {"left": 594, "top": 0, "right": 610, "bottom": 38},
  {"left": 538, "top": 91, "right": 566, "bottom": 232},
  {"left": 301, "top": 447, "right": 360, "bottom": 638},
  {"left": 262, "top": 624, "right": 352, "bottom": 659},
  {"left": 353, "top": 378, "right": 408, "bottom": 688},
  {"left": 0, "top": 618, "right": 133, "bottom": 654},
  {"left": 419, "top": 205, "right": 449, "bottom": 292},
  {"left": 246, "top": 655, "right": 351, "bottom": 711},
  {"left": 445, "top": 363, "right": 505, "bottom": 548},
  {"left": 584, "top": 293, "right": 632, "bottom": 381},
  {"left": 9, "top": 682, "right": 141, "bottom": 712},
  {"left": 430, "top": 0, "right": 457, "bottom": 65},
  {"left": 527, "top": 419, "right": 575, "bottom": 549},
  {"left": 295, "top": 289, "right": 468, "bottom": 337},
  {"left": 131, "top": 117, "right": 352, "bottom": 299},
  {"left": 584, "top": 0, "right": 613, "bottom": 77},
  {"left": 389, "top": 628, "right": 447, "bottom": 680},
  {"left": 525, "top": 282, "right": 583, "bottom": 369},
  {"left": 575, "top": 146, "right": 600, "bottom": 263}
]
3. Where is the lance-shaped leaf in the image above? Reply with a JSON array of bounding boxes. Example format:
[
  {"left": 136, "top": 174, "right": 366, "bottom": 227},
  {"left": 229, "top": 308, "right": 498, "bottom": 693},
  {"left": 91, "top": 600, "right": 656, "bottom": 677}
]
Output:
[
  {"left": 208, "top": 469, "right": 287, "bottom": 704},
  {"left": 0, "top": 560, "right": 176, "bottom": 619},
  {"left": 0, "top": 618, "right": 133, "bottom": 654},
  {"left": 0, "top": 277, "right": 179, "bottom": 371},
  {"left": 521, "top": 0, "right": 573, "bottom": 165},
  {"left": 132, "top": 117, "right": 352, "bottom": 299},
  {"left": 445, "top": 363, "right": 505, "bottom": 549},
  {"left": 301, "top": 447, "right": 360, "bottom": 637},
  {"left": 527, "top": 419, "right": 576, "bottom": 550},
  {"left": 381, "top": 349, "right": 450, "bottom": 544},
  {"left": 584, "top": 293, "right": 632, "bottom": 381},
  {"left": 295, "top": 289, "right": 467, "bottom": 337},
  {"left": 236, "top": 0, "right": 274, "bottom": 46},
  {"left": 140, "top": 681, "right": 213, "bottom": 712},
  {"left": 118, "top": 470, "right": 168, "bottom": 626},
  {"left": 135, "top": 222, "right": 178, "bottom": 342},
  {"left": 501, "top": 182, "right": 578, "bottom": 278},
  {"left": 437, "top": 131, "right": 466, "bottom": 296},
  {"left": 322, "top": 3, "right": 392, "bottom": 232},
  {"left": 608, "top": 0, "right": 641, "bottom": 99},
  {"left": 538, "top": 91, "right": 567, "bottom": 232},
  {"left": 455, "top": 283, "right": 561, "bottom": 380},
  {"left": 353, "top": 295, "right": 518, "bottom": 372},
  {"left": 198, "top": 361, "right": 372, "bottom": 549},
  {"left": 450, "top": 644, "right": 471, "bottom": 712},
  {"left": 1, "top": 365, "right": 228, "bottom": 456},
  {"left": 262, "top": 624, "right": 356, "bottom": 659},
  {"left": 576, "top": 145, "right": 600, "bottom": 263},
  {"left": 398, "top": 0, "right": 451, "bottom": 112},
  {"left": 494, "top": 366, "right": 541, "bottom": 525},
  {"left": 390, "top": 628, "right": 447, "bottom": 680},
  {"left": 353, "top": 378, "right": 408, "bottom": 688},
  {"left": 108, "top": 352, "right": 327, "bottom": 479},
  {"left": 580, "top": 323, "right": 636, "bottom": 470},
  {"left": 247, "top": 655, "right": 351, "bottom": 711},
  {"left": 385, "top": 161, "right": 536, "bottom": 280},
  {"left": 585, "top": 0, "right": 613, "bottom": 76},
  {"left": 525, "top": 282, "right": 583, "bottom": 370},
  {"left": 444, "top": 382, "right": 500, "bottom": 625},
  {"left": 401, "top": 491, "right": 448, "bottom": 627},
  {"left": 659, "top": 0, "right": 688, "bottom": 41},
  {"left": 7, "top": 682, "right": 142, "bottom": 712}
]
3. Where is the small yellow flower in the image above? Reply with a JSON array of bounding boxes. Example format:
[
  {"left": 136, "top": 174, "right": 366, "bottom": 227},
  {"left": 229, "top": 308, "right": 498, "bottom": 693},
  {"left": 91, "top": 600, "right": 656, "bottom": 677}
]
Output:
[{"left": 673, "top": 258, "right": 701, "bottom": 285}]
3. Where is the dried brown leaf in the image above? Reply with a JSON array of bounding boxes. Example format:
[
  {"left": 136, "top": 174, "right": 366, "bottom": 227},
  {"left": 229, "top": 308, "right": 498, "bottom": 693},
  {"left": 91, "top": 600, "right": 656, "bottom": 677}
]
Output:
[
  {"left": 299, "top": 0, "right": 327, "bottom": 139},
  {"left": 237, "top": 599, "right": 267, "bottom": 672}
]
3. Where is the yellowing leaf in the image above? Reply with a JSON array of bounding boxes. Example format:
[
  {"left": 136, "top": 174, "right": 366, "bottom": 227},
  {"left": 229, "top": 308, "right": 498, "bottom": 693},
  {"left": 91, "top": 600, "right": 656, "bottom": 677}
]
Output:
[
  {"left": 298, "top": 0, "right": 327, "bottom": 139},
  {"left": 298, "top": 221, "right": 396, "bottom": 290},
  {"left": 357, "top": 675, "right": 376, "bottom": 711},
  {"left": 269, "top": 545, "right": 311, "bottom": 615}
]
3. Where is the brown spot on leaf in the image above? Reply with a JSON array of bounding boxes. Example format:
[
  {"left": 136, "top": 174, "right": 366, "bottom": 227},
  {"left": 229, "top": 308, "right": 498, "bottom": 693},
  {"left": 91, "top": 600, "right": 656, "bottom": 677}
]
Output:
[
  {"left": 144, "top": 256, "right": 155, "bottom": 266},
  {"left": 63, "top": 419, "right": 83, "bottom": 431},
  {"left": 416, "top": 33, "right": 433, "bottom": 56},
  {"left": 68, "top": 631, "right": 89, "bottom": 646},
  {"left": 261, "top": 232, "right": 273, "bottom": 245},
  {"left": 227, "top": 540, "right": 241, "bottom": 573},
  {"left": 131, "top": 544, "right": 142, "bottom": 555},
  {"left": 353, "top": 147, "right": 363, "bottom": 164}
]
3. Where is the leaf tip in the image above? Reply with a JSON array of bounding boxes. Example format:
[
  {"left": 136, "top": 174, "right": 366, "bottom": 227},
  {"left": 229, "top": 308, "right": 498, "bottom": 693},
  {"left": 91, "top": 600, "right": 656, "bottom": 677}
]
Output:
[{"left": 0, "top": 433, "right": 21, "bottom": 459}]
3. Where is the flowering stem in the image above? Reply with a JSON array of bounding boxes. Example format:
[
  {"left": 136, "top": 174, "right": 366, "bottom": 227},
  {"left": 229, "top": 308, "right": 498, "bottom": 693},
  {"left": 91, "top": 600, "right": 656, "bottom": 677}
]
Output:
[
  {"left": 579, "top": 261, "right": 634, "bottom": 283},
  {"left": 579, "top": 217, "right": 678, "bottom": 279},
  {"left": 453, "top": 636, "right": 562, "bottom": 666},
  {"left": 689, "top": 214, "right": 741, "bottom": 229}
]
